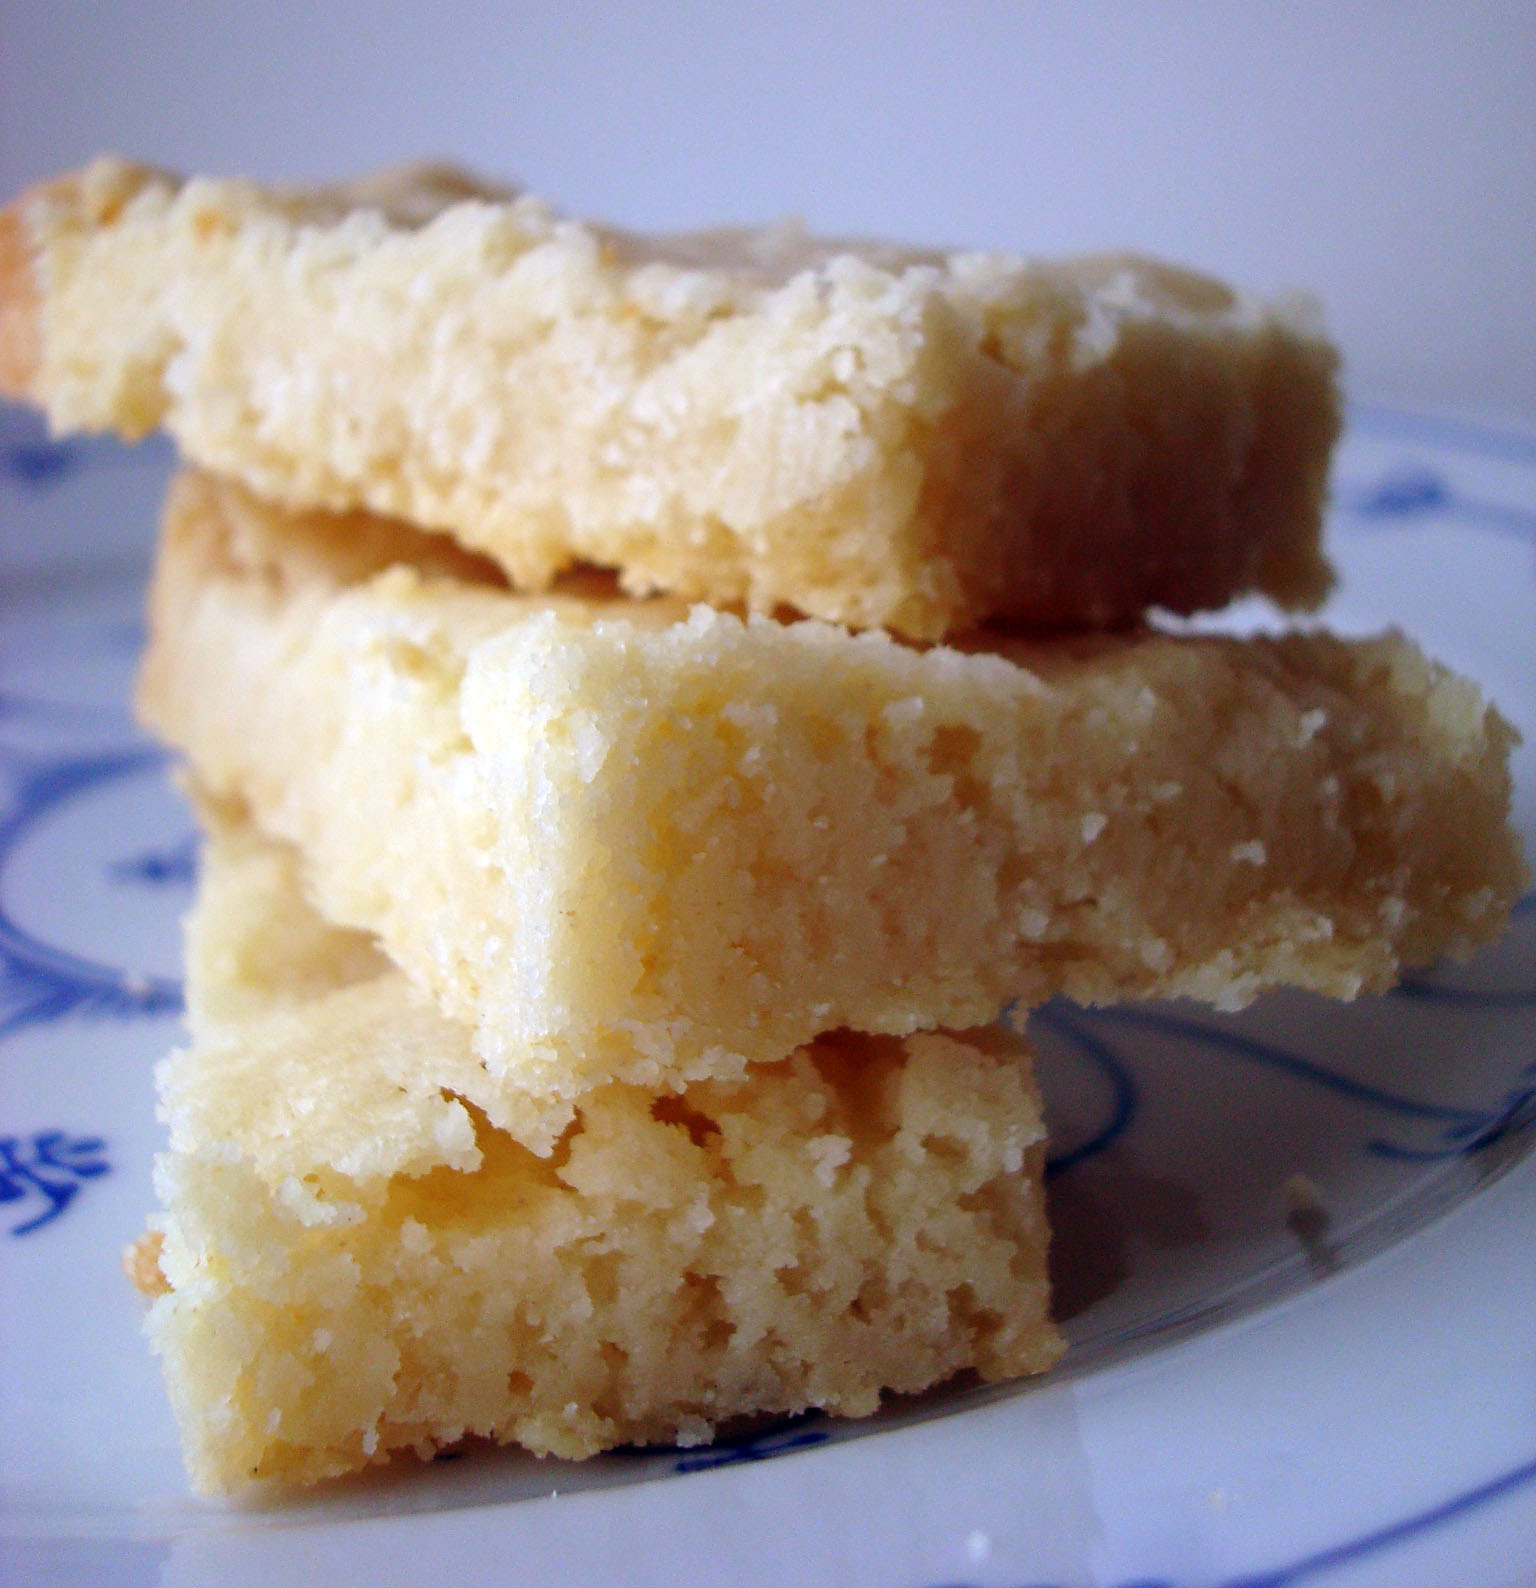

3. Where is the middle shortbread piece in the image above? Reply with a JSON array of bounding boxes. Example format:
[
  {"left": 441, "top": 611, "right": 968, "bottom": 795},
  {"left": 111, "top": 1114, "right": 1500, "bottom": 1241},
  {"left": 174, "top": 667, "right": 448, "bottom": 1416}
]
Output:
[{"left": 139, "top": 472, "right": 1525, "bottom": 1149}]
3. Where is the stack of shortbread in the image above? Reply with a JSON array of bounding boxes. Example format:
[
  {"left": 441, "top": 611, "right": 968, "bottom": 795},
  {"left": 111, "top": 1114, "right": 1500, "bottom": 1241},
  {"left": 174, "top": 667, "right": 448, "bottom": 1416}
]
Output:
[{"left": 1, "top": 159, "right": 1525, "bottom": 1493}]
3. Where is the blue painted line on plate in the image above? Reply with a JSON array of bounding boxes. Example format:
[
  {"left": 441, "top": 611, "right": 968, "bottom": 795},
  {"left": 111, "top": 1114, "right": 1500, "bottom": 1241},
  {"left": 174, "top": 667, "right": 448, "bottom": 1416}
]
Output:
[
  {"left": 1391, "top": 977, "right": 1536, "bottom": 1009},
  {"left": 1347, "top": 403, "right": 1536, "bottom": 467},
  {"left": 1086, "top": 1006, "right": 1491, "bottom": 1127},
  {"left": 1, "top": 1130, "right": 111, "bottom": 1236},
  {"left": 1222, "top": 1450, "right": 1536, "bottom": 1588},
  {"left": 1335, "top": 466, "right": 1536, "bottom": 541},
  {"left": 0, "top": 742, "right": 185, "bottom": 1040},
  {"left": 673, "top": 1418, "right": 830, "bottom": 1473},
  {"left": 1367, "top": 1071, "right": 1536, "bottom": 1163},
  {"left": 107, "top": 829, "right": 200, "bottom": 888},
  {"left": 1030, "top": 1003, "right": 1139, "bottom": 1177},
  {"left": 922, "top": 1451, "right": 1536, "bottom": 1587}
]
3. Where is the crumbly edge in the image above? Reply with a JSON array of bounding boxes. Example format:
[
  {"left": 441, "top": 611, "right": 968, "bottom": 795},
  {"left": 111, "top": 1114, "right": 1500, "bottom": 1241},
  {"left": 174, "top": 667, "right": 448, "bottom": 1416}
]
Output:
[
  {"left": 0, "top": 199, "right": 42, "bottom": 393},
  {"left": 137, "top": 813, "right": 1060, "bottom": 1491},
  {"left": 5, "top": 157, "right": 1336, "bottom": 634},
  {"left": 136, "top": 472, "right": 1526, "bottom": 1120}
]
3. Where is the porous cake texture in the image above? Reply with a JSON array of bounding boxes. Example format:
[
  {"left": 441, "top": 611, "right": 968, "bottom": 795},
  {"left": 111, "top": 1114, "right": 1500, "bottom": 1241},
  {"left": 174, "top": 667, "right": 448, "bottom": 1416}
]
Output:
[
  {"left": 135, "top": 807, "right": 1061, "bottom": 1492},
  {"left": 1, "top": 157, "right": 1338, "bottom": 636},
  {"left": 137, "top": 472, "right": 1527, "bottom": 1149}
]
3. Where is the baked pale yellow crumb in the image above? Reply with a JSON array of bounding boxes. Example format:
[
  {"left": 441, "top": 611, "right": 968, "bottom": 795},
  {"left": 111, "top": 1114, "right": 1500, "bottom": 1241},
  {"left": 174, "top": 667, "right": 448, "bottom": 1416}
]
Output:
[
  {"left": 139, "top": 807, "right": 1060, "bottom": 1493},
  {"left": 135, "top": 473, "right": 1527, "bottom": 1149},
  {"left": 2, "top": 156, "right": 1337, "bottom": 637}
]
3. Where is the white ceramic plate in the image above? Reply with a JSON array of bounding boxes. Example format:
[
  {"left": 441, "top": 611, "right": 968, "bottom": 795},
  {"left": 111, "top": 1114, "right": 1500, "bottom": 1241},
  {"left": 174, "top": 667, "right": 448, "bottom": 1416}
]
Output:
[{"left": 1, "top": 405, "right": 1532, "bottom": 1588}]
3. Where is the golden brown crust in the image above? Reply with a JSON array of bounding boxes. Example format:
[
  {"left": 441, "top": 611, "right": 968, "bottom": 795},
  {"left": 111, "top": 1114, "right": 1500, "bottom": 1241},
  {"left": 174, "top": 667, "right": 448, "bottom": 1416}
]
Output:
[
  {"left": 0, "top": 197, "right": 42, "bottom": 397},
  {"left": 123, "top": 1228, "right": 170, "bottom": 1298}
]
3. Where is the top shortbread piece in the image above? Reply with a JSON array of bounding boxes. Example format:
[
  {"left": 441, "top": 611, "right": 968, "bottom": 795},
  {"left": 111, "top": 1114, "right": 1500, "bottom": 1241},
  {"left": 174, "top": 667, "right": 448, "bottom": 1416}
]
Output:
[{"left": 1, "top": 157, "right": 1337, "bottom": 637}]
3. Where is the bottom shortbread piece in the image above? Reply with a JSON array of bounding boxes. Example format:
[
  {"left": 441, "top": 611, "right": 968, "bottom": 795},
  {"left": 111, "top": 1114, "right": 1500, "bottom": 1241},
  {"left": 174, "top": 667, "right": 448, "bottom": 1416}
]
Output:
[{"left": 136, "top": 809, "right": 1061, "bottom": 1493}]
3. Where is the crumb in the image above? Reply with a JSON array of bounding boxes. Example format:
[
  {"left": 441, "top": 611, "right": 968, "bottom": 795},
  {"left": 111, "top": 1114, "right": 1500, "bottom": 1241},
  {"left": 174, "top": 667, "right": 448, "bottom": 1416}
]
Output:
[
  {"left": 1283, "top": 1173, "right": 1327, "bottom": 1225},
  {"left": 123, "top": 1229, "right": 169, "bottom": 1297}
]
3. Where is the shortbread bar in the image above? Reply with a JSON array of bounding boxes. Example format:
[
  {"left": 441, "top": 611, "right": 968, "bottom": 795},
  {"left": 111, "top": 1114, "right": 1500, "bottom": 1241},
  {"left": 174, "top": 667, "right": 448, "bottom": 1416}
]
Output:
[
  {"left": 134, "top": 807, "right": 1061, "bottom": 1492},
  {"left": 136, "top": 472, "right": 1526, "bottom": 1149},
  {"left": 1, "top": 156, "right": 1338, "bottom": 636}
]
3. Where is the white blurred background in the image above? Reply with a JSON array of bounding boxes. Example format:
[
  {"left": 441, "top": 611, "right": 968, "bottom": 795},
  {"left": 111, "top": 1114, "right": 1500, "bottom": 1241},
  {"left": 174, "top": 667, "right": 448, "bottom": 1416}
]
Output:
[{"left": 1, "top": 0, "right": 1532, "bottom": 417}]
